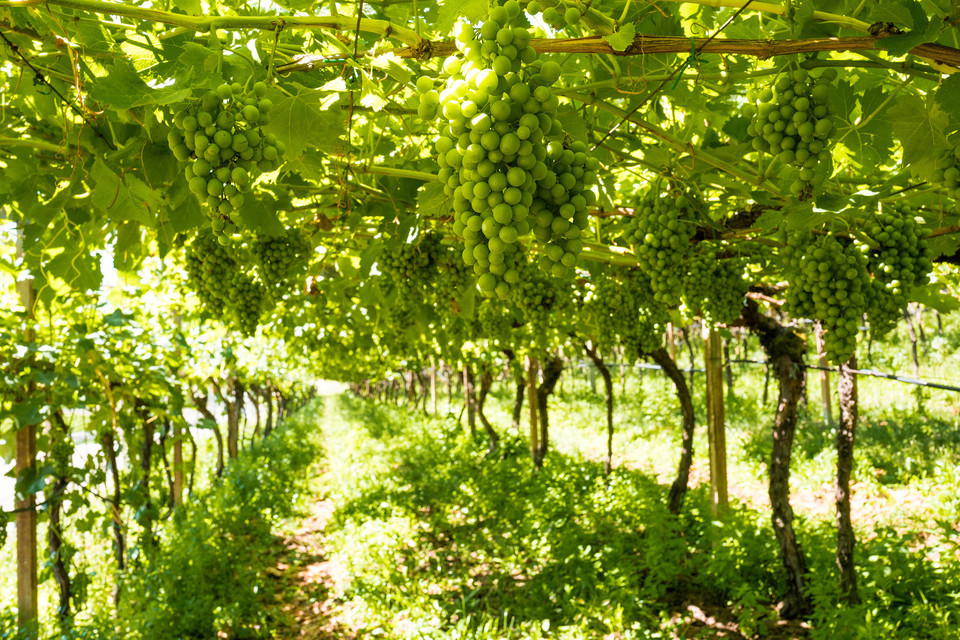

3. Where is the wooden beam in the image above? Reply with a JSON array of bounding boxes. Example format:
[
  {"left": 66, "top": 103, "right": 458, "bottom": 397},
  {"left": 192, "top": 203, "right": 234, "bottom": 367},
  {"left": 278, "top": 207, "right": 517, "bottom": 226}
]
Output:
[
  {"left": 703, "top": 326, "right": 729, "bottom": 514},
  {"left": 15, "top": 229, "right": 38, "bottom": 630}
]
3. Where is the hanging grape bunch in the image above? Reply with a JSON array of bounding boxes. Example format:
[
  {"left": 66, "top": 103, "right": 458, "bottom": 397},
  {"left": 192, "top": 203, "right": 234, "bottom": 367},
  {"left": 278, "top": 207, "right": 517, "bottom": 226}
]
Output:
[
  {"left": 253, "top": 228, "right": 312, "bottom": 297},
  {"left": 433, "top": 243, "right": 472, "bottom": 311},
  {"left": 168, "top": 81, "right": 284, "bottom": 233},
  {"left": 680, "top": 245, "right": 749, "bottom": 326},
  {"left": 378, "top": 234, "right": 444, "bottom": 297},
  {"left": 623, "top": 192, "right": 697, "bottom": 307},
  {"left": 417, "top": 0, "right": 597, "bottom": 298},
  {"left": 747, "top": 67, "right": 837, "bottom": 199},
  {"left": 931, "top": 144, "right": 960, "bottom": 199},
  {"left": 863, "top": 204, "right": 933, "bottom": 335},
  {"left": 184, "top": 233, "right": 267, "bottom": 334},
  {"left": 781, "top": 231, "right": 870, "bottom": 363},
  {"left": 531, "top": 139, "right": 598, "bottom": 277}
]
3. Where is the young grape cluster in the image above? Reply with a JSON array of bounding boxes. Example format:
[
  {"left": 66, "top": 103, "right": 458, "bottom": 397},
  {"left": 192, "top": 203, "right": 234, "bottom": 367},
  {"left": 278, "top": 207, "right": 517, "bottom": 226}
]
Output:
[
  {"left": 782, "top": 231, "right": 870, "bottom": 363},
  {"left": 931, "top": 145, "right": 960, "bottom": 199},
  {"left": 378, "top": 234, "right": 444, "bottom": 297},
  {"left": 419, "top": 0, "right": 597, "bottom": 298},
  {"left": 168, "top": 81, "right": 284, "bottom": 233},
  {"left": 585, "top": 271, "right": 667, "bottom": 357},
  {"left": 433, "top": 243, "right": 472, "bottom": 311},
  {"left": 529, "top": 1, "right": 583, "bottom": 28},
  {"left": 747, "top": 67, "right": 837, "bottom": 199},
  {"left": 184, "top": 233, "right": 267, "bottom": 334},
  {"left": 864, "top": 205, "right": 933, "bottom": 334},
  {"left": 622, "top": 193, "right": 697, "bottom": 306},
  {"left": 531, "top": 140, "right": 597, "bottom": 276},
  {"left": 680, "top": 247, "right": 748, "bottom": 326},
  {"left": 253, "top": 228, "right": 312, "bottom": 296}
]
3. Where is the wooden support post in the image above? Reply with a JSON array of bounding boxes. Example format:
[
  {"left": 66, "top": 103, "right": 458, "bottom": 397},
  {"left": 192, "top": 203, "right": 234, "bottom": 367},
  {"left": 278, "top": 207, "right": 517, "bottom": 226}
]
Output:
[
  {"left": 704, "top": 326, "right": 728, "bottom": 514},
  {"left": 526, "top": 356, "right": 539, "bottom": 467},
  {"left": 666, "top": 323, "right": 677, "bottom": 361},
  {"left": 815, "top": 323, "right": 833, "bottom": 426},
  {"left": 172, "top": 420, "right": 183, "bottom": 506},
  {"left": 15, "top": 230, "right": 38, "bottom": 629},
  {"left": 430, "top": 357, "right": 437, "bottom": 415}
]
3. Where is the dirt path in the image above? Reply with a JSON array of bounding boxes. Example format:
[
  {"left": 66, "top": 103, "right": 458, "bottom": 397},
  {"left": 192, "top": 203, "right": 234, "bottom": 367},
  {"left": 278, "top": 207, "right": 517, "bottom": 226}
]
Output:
[{"left": 270, "top": 495, "right": 357, "bottom": 640}]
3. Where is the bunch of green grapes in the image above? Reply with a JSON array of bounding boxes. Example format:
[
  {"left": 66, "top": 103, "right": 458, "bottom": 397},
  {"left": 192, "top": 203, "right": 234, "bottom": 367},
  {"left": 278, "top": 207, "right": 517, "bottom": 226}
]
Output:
[
  {"left": 0, "top": 510, "right": 7, "bottom": 549},
  {"left": 931, "top": 144, "right": 960, "bottom": 199},
  {"left": 508, "top": 255, "right": 573, "bottom": 349},
  {"left": 185, "top": 232, "right": 237, "bottom": 314},
  {"left": 433, "top": 243, "right": 473, "bottom": 311},
  {"left": 529, "top": 1, "right": 584, "bottom": 28},
  {"left": 782, "top": 231, "right": 870, "bottom": 363},
  {"left": 168, "top": 81, "right": 284, "bottom": 233},
  {"left": 623, "top": 193, "right": 697, "bottom": 306},
  {"left": 475, "top": 295, "right": 516, "bottom": 343},
  {"left": 680, "top": 247, "right": 749, "bottom": 326},
  {"left": 530, "top": 140, "right": 599, "bottom": 276},
  {"left": 419, "top": 0, "right": 595, "bottom": 298},
  {"left": 746, "top": 67, "right": 837, "bottom": 199},
  {"left": 229, "top": 274, "right": 267, "bottom": 335},
  {"left": 253, "top": 228, "right": 312, "bottom": 294},
  {"left": 184, "top": 233, "right": 266, "bottom": 334},
  {"left": 864, "top": 204, "right": 933, "bottom": 335},
  {"left": 378, "top": 234, "right": 444, "bottom": 297},
  {"left": 583, "top": 275, "right": 624, "bottom": 352},
  {"left": 49, "top": 428, "right": 75, "bottom": 478}
]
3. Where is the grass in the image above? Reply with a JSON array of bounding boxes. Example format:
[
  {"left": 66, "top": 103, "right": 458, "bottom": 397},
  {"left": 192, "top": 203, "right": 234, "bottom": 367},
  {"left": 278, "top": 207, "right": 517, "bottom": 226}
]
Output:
[
  {"left": 1, "top": 400, "right": 325, "bottom": 639},
  {"left": 318, "top": 330, "right": 960, "bottom": 639}
]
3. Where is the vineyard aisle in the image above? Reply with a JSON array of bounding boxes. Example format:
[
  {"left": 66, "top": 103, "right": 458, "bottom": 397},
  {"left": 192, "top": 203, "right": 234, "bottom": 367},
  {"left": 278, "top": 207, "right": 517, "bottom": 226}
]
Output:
[{"left": 272, "top": 392, "right": 356, "bottom": 640}]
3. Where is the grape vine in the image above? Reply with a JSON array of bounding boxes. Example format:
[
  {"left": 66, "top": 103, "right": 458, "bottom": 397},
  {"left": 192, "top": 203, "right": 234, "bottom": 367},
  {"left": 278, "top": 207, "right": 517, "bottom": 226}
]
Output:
[
  {"left": 421, "top": 0, "right": 596, "bottom": 298},
  {"left": 747, "top": 67, "right": 837, "bottom": 200},
  {"left": 680, "top": 246, "right": 749, "bottom": 327},
  {"left": 864, "top": 204, "right": 933, "bottom": 335},
  {"left": 782, "top": 231, "right": 870, "bottom": 363},
  {"left": 622, "top": 192, "right": 698, "bottom": 307},
  {"left": 168, "top": 81, "right": 285, "bottom": 233}
]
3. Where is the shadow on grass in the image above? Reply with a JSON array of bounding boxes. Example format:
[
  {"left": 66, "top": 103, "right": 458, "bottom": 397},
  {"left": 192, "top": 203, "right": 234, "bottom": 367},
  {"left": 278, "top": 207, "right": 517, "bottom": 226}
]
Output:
[
  {"left": 327, "top": 396, "right": 786, "bottom": 636},
  {"left": 739, "top": 403, "right": 960, "bottom": 484},
  {"left": 325, "top": 395, "right": 960, "bottom": 639}
]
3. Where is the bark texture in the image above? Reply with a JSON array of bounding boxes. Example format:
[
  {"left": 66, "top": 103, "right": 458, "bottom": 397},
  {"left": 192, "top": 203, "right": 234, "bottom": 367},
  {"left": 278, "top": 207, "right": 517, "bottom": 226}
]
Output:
[
  {"left": 837, "top": 356, "right": 861, "bottom": 604},
  {"left": 650, "top": 348, "right": 696, "bottom": 516},
  {"left": 584, "top": 342, "right": 615, "bottom": 474},
  {"left": 534, "top": 355, "right": 564, "bottom": 468},
  {"left": 49, "top": 411, "right": 72, "bottom": 620},
  {"left": 743, "top": 301, "right": 811, "bottom": 619},
  {"left": 463, "top": 364, "right": 477, "bottom": 437},
  {"left": 476, "top": 364, "right": 499, "bottom": 452}
]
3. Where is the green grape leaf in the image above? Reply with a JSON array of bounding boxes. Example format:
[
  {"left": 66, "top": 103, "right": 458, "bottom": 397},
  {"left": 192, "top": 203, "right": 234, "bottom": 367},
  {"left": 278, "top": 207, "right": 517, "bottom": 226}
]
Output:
[
  {"left": 262, "top": 89, "right": 345, "bottom": 159},
  {"left": 935, "top": 75, "right": 960, "bottom": 126},
  {"left": 370, "top": 52, "right": 412, "bottom": 86},
  {"left": 556, "top": 111, "right": 589, "bottom": 142},
  {"left": 178, "top": 42, "right": 220, "bottom": 73},
  {"left": 90, "top": 160, "right": 159, "bottom": 226},
  {"left": 887, "top": 94, "right": 949, "bottom": 178},
  {"left": 160, "top": 181, "right": 204, "bottom": 233},
  {"left": 604, "top": 23, "right": 636, "bottom": 53},
  {"left": 416, "top": 180, "right": 449, "bottom": 217},
  {"left": 868, "top": 2, "right": 918, "bottom": 28},
  {"left": 910, "top": 286, "right": 960, "bottom": 312},
  {"left": 360, "top": 76, "right": 389, "bottom": 112},
  {"left": 235, "top": 195, "right": 285, "bottom": 236},
  {"left": 870, "top": 1, "right": 941, "bottom": 55},
  {"left": 437, "top": 0, "right": 487, "bottom": 35},
  {"left": 113, "top": 222, "right": 142, "bottom": 272},
  {"left": 88, "top": 61, "right": 191, "bottom": 111}
]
